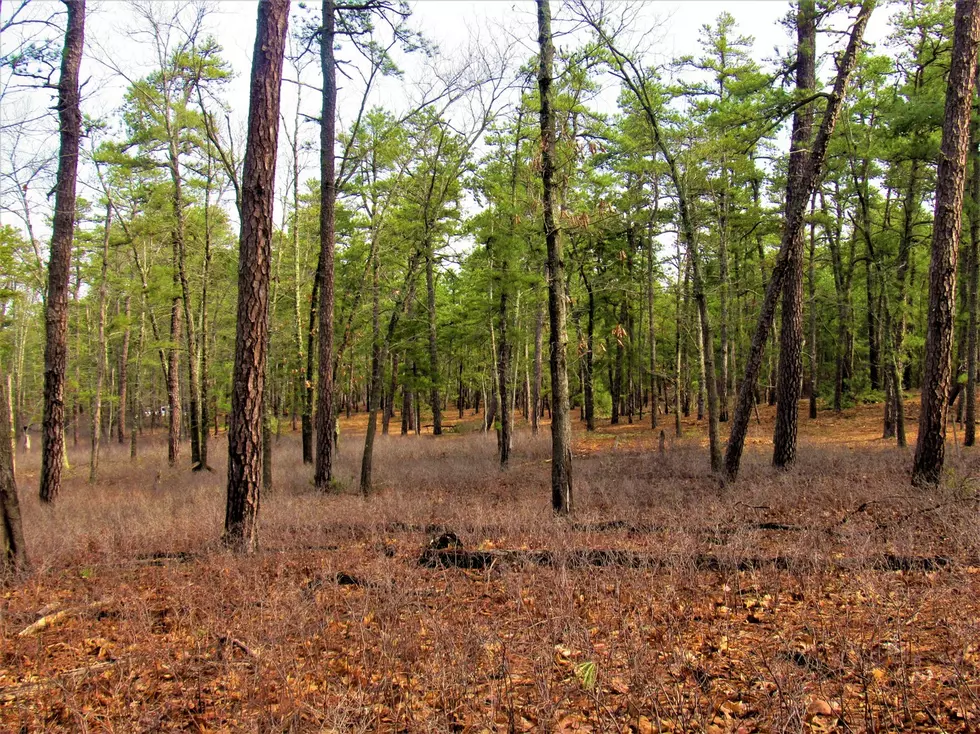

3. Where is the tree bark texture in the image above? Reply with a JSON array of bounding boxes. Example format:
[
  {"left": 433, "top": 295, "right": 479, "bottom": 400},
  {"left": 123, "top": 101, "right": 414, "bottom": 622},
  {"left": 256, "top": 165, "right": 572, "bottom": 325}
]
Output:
[
  {"left": 314, "top": 0, "right": 337, "bottom": 488},
  {"left": 225, "top": 0, "right": 289, "bottom": 551},
  {"left": 40, "top": 0, "right": 85, "bottom": 504},
  {"left": 913, "top": 0, "right": 980, "bottom": 484},
  {"left": 538, "top": 0, "right": 573, "bottom": 515},
  {"left": 965, "top": 72, "right": 980, "bottom": 447},
  {"left": 772, "top": 0, "right": 816, "bottom": 469},
  {"left": 724, "top": 0, "right": 874, "bottom": 482}
]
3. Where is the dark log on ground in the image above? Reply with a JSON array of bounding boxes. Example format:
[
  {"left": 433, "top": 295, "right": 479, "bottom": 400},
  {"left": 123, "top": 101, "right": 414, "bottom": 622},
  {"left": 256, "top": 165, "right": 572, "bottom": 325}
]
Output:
[{"left": 418, "top": 548, "right": 957, "bottom": 573}]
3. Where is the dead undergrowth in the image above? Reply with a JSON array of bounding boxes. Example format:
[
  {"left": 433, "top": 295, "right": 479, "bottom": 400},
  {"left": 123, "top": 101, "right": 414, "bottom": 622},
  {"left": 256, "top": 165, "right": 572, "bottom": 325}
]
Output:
[{"left": 2, "top": 402, "right": 980, "bottom": 732}]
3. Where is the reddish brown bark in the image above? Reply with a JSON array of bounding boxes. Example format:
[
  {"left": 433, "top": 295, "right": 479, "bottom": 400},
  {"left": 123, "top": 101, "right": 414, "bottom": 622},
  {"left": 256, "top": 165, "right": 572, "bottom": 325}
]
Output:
[
  {"left": 772, "top": 0, "right": 816, "bottom": 468},
  {"left": 913, "top": 0, "right": 980, "bottom": 484},
  {"left": 225, "top": 0, "right": 289, "bottom": 551},
  {"left": 40, "top": 0, "right": 86, "bottom": 503}
]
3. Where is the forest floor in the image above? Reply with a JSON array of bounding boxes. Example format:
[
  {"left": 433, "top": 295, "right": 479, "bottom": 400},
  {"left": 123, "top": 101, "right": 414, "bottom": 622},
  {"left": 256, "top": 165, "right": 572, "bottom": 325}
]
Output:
[{"left": 2, "top": 400, "right": 980, "bottom": 732}]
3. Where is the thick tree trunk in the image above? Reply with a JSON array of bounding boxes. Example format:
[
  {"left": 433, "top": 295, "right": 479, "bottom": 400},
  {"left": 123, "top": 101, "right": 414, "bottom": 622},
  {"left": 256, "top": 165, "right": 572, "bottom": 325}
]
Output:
[
  {"left": 538, "top": 0, "right": 572, "bottom": 515},
  {"left": 40, "top": 0, "right": 85, "bottom": 503},
  {"left": 772, "top": 0, "right": 816, "bottom": 469},
  {"left": 314, "top": 0, "right": 336, "bottom": 488},
  {"left": 225, "top": 0, "right": 288, "bottom": 551},
  {"left": 914, "top": 0, "right": 980, "bottom": 484},
  {"left": 725, "top": 0, "right": 873, "bottom": 482}
]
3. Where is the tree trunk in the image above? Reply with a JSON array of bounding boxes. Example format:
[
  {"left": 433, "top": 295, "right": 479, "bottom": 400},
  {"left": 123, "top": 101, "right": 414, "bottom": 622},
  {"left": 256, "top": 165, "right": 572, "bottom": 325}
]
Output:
[
  {"left": 772, "top": 0, "right": 816, "bottom": 469},
  {"left": 426, "top": 247, "right": 442, "bottom": 436},
  {"left": 360, "top": 249, "right": 381, "bottom": 493},
  {"left": 224, "top": 0, "right": 288, "bottom": 551},
  {"left": 647, "top": 221, "right": 658, "bottom": 429},
  {"left": 725, "top": 0, "right": 874, "bottom": 482},
  {"left": 538, "top": 0, "right": 572, "bottom": 515},
  {"left": 171, "top": 144, "right": 202, "bottom": 470},
  {"left": 913, "top": 0, "right": 980, "bottom": 484},
  {"left": 40, "top": 0, "right": 85, "bottom": 503},
  {"left": 966, "top": 71, "right": 980, "bottom": 447},
  {"left": 314, "top": 0, "right": 337, "bottom": 488},
  {"left": 497, "top": 261, "right": 510, "bottom": 467},
  {"left": 117, "top": 296, "right": 130, "bottom": 444},
  {"left": 674, "top": 239, "right": 683, "bottom": 438},
  {"left": 532, "top": 298, "right": 543, "bottom": 435},
  {"left": 0, "top": 370, "right": 27, "bottom": 574},
  {"left": 90, "top": 204, "right": 110, "bottom": 484},
  {"left": 807, "top": 200, "right": 818, "bottom": 420}
]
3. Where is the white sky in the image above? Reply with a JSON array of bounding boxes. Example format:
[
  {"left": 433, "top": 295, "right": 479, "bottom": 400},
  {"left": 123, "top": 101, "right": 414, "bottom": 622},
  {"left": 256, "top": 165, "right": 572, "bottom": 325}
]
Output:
[{"left": 1, "top": 1, "right": 899, "bottom": 235}]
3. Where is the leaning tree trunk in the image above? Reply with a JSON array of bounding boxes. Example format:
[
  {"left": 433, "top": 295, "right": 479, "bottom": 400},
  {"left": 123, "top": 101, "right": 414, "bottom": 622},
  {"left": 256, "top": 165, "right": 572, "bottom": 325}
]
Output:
[
  {"left": 772, "top": 0, "right": 816, "bottom": 469},
  {"left": 538, "top": 0, "right": 572, "bottom": 515},
  {"left": 40, "top": 0, "right": 85, "bottom": 504},
  {"left": 314, "top": 0, "right": 337, "bottom": 488},
  {"left": 224, "top": 0, "right": 289, "bottom": 551},
  {"left": 913, "top": 0, "right": 980, "bottom": 484},
  {"left": 725, "top": 0, "right": 874, "bottom": 482}
]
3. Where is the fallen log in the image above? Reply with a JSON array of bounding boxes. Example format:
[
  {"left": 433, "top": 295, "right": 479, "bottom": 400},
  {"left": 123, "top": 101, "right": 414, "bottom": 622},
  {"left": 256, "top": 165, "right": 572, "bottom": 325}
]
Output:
[{"left": 418, "top": 548, "right": 960, "bottom": 573}]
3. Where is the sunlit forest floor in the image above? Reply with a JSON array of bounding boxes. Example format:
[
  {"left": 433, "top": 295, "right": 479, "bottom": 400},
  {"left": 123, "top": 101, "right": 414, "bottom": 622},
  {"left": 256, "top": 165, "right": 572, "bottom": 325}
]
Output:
[{"left": 3, "top": 400, "right": 980, "bottom": 732}]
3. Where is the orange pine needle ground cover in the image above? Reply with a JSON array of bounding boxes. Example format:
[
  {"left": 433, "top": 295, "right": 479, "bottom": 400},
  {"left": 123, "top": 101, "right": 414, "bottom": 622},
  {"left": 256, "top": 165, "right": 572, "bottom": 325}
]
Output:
[{"left": 3, "top": 401, "right": 980, "bottom": 732}]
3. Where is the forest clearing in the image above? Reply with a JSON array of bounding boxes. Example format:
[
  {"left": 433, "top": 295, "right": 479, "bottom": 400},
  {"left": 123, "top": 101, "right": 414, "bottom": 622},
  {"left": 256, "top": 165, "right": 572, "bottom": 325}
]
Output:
[
  {"left": 5, "top": 0, "right": 980, "bottom": 730},
  {"left": 2, "top": 404, "right": 980, "bottom": 732}
]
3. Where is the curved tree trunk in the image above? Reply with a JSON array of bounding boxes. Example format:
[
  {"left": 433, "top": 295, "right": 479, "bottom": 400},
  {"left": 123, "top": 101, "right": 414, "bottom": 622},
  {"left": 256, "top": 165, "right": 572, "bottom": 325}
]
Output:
[
  {"left": 914, "top": 0, "right": 980, "bottom": 484},
  {"left": 40, "top": 0, "right": 85, "bottom": 504}
]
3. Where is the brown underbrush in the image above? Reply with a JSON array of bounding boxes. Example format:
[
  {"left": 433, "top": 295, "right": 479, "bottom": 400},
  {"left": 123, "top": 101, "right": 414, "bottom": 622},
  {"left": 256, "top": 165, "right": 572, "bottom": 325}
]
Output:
[{"left": 2, "top": 402, "right": 980, "bottom": 732}]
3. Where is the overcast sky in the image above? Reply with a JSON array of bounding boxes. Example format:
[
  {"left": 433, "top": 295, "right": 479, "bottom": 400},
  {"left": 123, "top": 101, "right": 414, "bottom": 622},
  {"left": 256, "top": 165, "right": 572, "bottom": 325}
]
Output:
[{"left": 1, "top": 1, "right": 899, "bottom": 235}]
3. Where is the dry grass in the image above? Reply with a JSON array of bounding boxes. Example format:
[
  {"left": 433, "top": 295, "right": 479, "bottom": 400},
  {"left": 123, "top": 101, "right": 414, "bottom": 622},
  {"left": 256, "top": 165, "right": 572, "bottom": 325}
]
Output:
[{"left": 2, "top": 402, "right": 980, "bottom": 732}]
